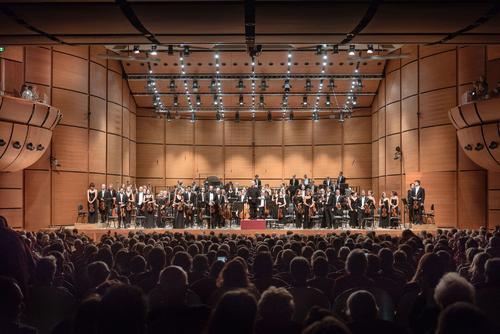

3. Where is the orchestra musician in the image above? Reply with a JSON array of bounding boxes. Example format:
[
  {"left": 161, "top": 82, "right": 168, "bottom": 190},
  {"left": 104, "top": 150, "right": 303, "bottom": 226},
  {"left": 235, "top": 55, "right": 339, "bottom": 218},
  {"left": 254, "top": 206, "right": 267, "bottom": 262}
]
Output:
[
  {"left": 289, "top": 175, "right": 299, "bottom": 194},
  {"left": 348, "top": 191, "right": 359, "bottom": 228},
  {"left": 173, "top": 188, "right": 185, "bottom": 229},
  {"left": 303, "top": 188, "right": 314, "bottom": 229},
  {"left": 407, "top": 183, "right": 415, "bottom": 223},
  {"left": 337, "top": 171, "right": 346, "bottom": 194},
  {"left": 378, "top": 192, "right": 390, "bottom": 228},
  {"left": 184, "top": 186, "right": 195, "bottom": 227},
  {"left": 258, "top": 191, "right": 266, "bottom": 218},
  {"left": 357, "top": 190, "right": 373, "bottom": 228},
  {"left": 247, "top": 181, "right": 260, "bottom": 219},
  {"left": 277, "top": 189, "right": 287, "bottom": 223},
  {"left": 144, "top": 188, "right": 155, "bottom": 228},
  {"left": 116, "top": 187, "right": 128, "bottom": 228},
  {"left": 136, "top": 186, "right": 146, "bottom": 217},
  {"left": 197, "top": 187, "right": 207, "bottom": 226},
  {"left": 303, "top": 174, "right": 311, "bottom": 189},
  {"left": 155, "top": 191, "right": 166, "bottom": 228},
  {"left": 390, "top": 191, "right": 399, "bottom": 228},
  {"left": 323, "top": 187, "right": 334, "bottom": 228},
  {"left": 333, "top": 189, "right": 343, "bottom": 228},
  {"left": 293, "top": 189, "right": 304, "bottom": 228},
  {"left": 106, "top": 184, "right": 117, "bottom": 222},
  {"left": 412, "top": 180, "right": 425, "bottom": 224},
  {"left": 323, "top": 176, "right": 334, "bottom": 190},
  {"left": 253, "top": 174, "right": 262, "bottom": 188},
  {"left": 125, "top": 186, "right": 134, "bottom": 227},
  {"left": 97, "top": 184, "right": 108, "bottom": 224},
  {"left": 87, "top": 183, "right": 98, "bottom": 224},
  {"left": 206, "top": 185, "right": 218, "bottom": 228},
  {"left": 216, "top": 188, "right": 226, "bottom": 228}
]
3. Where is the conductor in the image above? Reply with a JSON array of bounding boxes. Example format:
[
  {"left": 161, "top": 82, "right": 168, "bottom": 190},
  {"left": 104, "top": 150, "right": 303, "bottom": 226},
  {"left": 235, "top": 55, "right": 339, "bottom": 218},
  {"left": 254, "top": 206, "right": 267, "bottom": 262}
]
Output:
[{"left": 247, "top": 181, "right": 260, "bottom": 219}]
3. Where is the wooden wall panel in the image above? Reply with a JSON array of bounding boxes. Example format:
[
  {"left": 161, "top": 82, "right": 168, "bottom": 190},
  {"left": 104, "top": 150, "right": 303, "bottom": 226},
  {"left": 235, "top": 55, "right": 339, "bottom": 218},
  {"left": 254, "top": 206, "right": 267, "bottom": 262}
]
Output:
[
  {"left": 0, "top": 189, "right": 22, "bottom": 208},
  {"left": 0, "top": 171, "right": 23, "bottom": 188},
  {"left": 53, "top": 45, "right": 88, "bottom": 59},
  {"left": 385, "top": 175, "right": 402, "bottom": 196},
  {"left": 52, "top": 52, "right": 88, "bottom": 93},
  {"left": 107, "top": 102, "right": 122, "bottom": 135},
  {"left": 420, "top": 125, "right": 456, "bottom": 172},
  {"left": 136, "top": 117, "right": 164, "bottom": 144},
  {"left": 3, "top": 60, "right": 24, "bottom": 97},
  {"left": 165, "top": 145, "right": 194, "bottom": 178},
  {"left": 489, "top": 191, "right": 500, "bottom": 210},
  {"left": 89, "top": 130, "right": 106, "bottom": 173},
  {"left": 458, "top": 148, "right": 482, "bottom": 171},
  {"left": 343, "top": 117, "right": 371, "bottom": 143},
  {"left": 122, "top": 138, "right": 130, "bottom": 176},
  {"left": 52, "top": 126, "right": 88, "bottom": 172},
  {"left": 419, "top": 87, "right": 456, "bottom": 127},
  {"left": 89, "top": 96, "right": 106, "bottom": 131},
  {"left": 377, "top": 108, "right": 385, "bottom": 139},
  {"left": 52, "top": 88, "right": 88, "bottom": 128},
  {"left": 52, "top": 171, "right": 88, "bottom": 226},
  {"left": 25, "top": 47, "right": 51, "bottom": 86},
  {"left": 90, "top": 62, "right": 106, "bottom": 99},
  {"left": 371, "top": 112, "right": 379, "bottom": 141},
  {"left": 401, "top": 61, "right": 418, "bottom": 98},
  {"left": 225, "top": 147, "right": 253, "bottom": 178},
  {"left": 386, "top": 69, "right": 401, "bottom": 104},
  {"left": 284, "top": 146, "right": 312, "bottom": 178},
  {"left": 372, "top": 140, "right": 379, "bottom": 177},
  {"left": 165, "top": 120, "right": 193, "bottom": 144},
  {"left": 0, "top": 209, "right": 22, "bottom": 228},
  {"left": 24, "top": 170, "right": 50, "bottom": 230},
  {"left": 107, "top": 70, "right": 122, "bottom": 105},
  {"left": 130, "top": 113, "right": 136, "bottom": 141},
  {"left": 378, "top": 138, "right": 386, "bottom": 176},
  {"left": 224, "top": 122, "right": 253, "bottom": 146},
  {"left": 458, "top": 171, "right": 487, "bottom": 229},
  {"left": 255, "top": 121, "right": 282, "bottom": 146},
  {"left": 401, "top": 95, "right": 419, "bottom": 131},
  {"left": 385, "top": 134, "right": 402, "bottom": 175},
  {"left": 89, "top": 173, "right": 106, "bottom": 188},
  {"left": 385, "top": 102, "right": 401, "bottom": 135},
  {"left": 195, "top": 121, "right": 223, "bottom": 145},
  {"left": 122, "top": 80, "right": 130, "bottom": 110},
  {"left": 419, "top": 44, "right": 455, "bottom": 59},
  {"left": 284, "top": 120, "right": 312, "bottom": 145},
  {"left": 107, "top": 134, "right": 122, "bottom": 175},
  {"left": 402, "top": 130, "right": 419, "bottom": 173},
  {"left": 122, "top": 108, "right": 130, "bottom": 138},
  {"left": 255, "top": 147, "right": 283, "bottom": 178},
  {"left": 129, "top": 141, "right": 136, "bottom": 177},
  {"left": 136, "top": 144, "right": 164, "bottom": 178},
  {"left": 488, "top": 171, "right": 500, "bottom": 190},
  {"left": 195, "top": 146, "right": 223, "bottom": 176},
  {"left": 313, "top": 145, "right": 342, "bottom": 178},
  {"left": 419, "top": 50, "right": 456, "bottom": 93},
  {"left": 343, "top": 144, "right": 372, "bottom": 178},
  {"left": 458, "top": 46, "right": 485, "bottom": 85},
  {"left": 313, "top": 120, "right": 342, "bottom": 145}
]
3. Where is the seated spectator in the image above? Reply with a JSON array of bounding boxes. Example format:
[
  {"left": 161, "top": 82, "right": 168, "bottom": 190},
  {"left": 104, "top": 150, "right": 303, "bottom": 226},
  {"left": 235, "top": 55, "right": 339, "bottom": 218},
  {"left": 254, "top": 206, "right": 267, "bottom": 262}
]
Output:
[
  {"left": 475, "top": 258, "right": 500, "bottom": 331},
  {"left": 302, "top": 316, "right": 351, "bottom": 334},
  {"left": 254, "top": 286, "right": 302, "bottom": 334},
  {"left": 190, "top": 260, "right": 224, "bottom": 305},
  {"left": 189, "top": 254, "right": 209, "bottom": 284},
  {"left": 210, "top": 258, "right": 259, "bottom": 304},
  {"left": 434, "top": 272, "right": 475, "bottom": 309},
  {"left": 252, "top": 252, "right": 287, "bottom": 293},
  {"left": 23, "top": 256, "right": 76, "bottom": 334},
  {"left": 206, "top": 289, "right": 257, "bottom": 334},
  {"left": 307, "top": 256, "right": 335, "bottom": 302},
  {"left": 137, "top": 247, "right": 166, "bottom": 293},
  {"left": 149, "top": 265, "right": 200, "bottom": 309},
  {"left": 288, "top": 257, "right": 330, "bottom": 323},
  {"left": 468, "top": 252, "right": 491, "bottom": 285},
  {"left": 97, "top": 285, "right": 147, "bottom": 334},
  {"left": 0, "top": 276, "right": 37, "bottom": 334},
  {"left": 333, "top": 249, "right": 374, "bottom": 299},
  {"left": 86, "top": 261, "right": 111, "bottom": 294},
  {"left": 346, "top": 290, "right": 406, "bottom": 334},
  {"left": 435, "top": 302, "right": 490, "bottom": 334}
]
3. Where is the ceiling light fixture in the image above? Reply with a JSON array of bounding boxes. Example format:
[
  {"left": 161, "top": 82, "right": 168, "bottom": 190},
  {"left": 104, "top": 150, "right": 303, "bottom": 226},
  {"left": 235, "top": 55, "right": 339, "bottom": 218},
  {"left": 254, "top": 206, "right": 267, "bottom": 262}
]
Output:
[
  {"left": 150, "top": 45, "right": 158, "bottom": 56},
  {"left": 348, "top": 45, "right": 356, "bottom": 56},
  {"left": 133, "top": 45, "right": 140, "bottom": 54},
  {"left": 367, "top": 44, "right": 374, "bottom": 54}
]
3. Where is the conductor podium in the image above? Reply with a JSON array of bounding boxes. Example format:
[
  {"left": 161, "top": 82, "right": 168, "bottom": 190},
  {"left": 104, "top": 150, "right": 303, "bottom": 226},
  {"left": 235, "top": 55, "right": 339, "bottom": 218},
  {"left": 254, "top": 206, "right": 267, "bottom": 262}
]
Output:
[{"left": 241, "top": 219, "right": 266, "bottom": 230}]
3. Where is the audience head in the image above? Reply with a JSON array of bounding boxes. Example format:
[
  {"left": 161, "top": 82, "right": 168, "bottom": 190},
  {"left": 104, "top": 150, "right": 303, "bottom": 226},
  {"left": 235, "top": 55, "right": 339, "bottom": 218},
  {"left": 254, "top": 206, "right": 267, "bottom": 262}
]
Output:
[
  {"left": 434, "top": 272, "right": 475, "bottom": 309},
  {"left": 347, "top": 290, "right": 378, "bottom": 321},
  {"left": 35, "top": 255, "right": 57, "bottom": 285},
  {"left": 485, "top": 258, "right": 500, "bottom": 283},
  {"left": 0, "top": 276, "right": 24, "bottom": 321},
  {"left": 302, "top": 316, "right": 351, "bottom": 334},
  {"left": 346, "top": 249, "right": 368, "bottom": 276},
  {"left": 436, "top": 302, "right": 489, "bottom": 334},
  {"left": 207, "top": 289, "right": 257, "bottom": 334},
  {"left": 257, "top": 286, "right": 295, "bottom": 321},
  {"left": 290, "top": 256, "right": 310, "bottom": 286},
  {"left": 219, "top": 258, "right": 249, "bottom": 288}
]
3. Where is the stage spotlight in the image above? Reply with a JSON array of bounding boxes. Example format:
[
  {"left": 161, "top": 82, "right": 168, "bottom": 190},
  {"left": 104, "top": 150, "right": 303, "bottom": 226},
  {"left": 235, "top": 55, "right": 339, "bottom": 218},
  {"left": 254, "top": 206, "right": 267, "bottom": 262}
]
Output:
[
  {"left": 133, "top": 45, "right": 140, "bottom": 54},
  {"left": 393, "top": 146, "right": 402, "bottom": 160},
  {"left": 367, "top": 44, "right": 374, "bottom": 54},
  {"left": 150, "top": 45, "right": 158, "bottom": 56},
  {"left": 312, "top": 110, "right": 319, "bottom": 122},
  {"left": 325, "top": 95, "right": 331, "bottom": 106},
  {"left": 260, "top": 79, "right": 268, "bottom": 91},
  {"left": 196, "top": 95, "right": 201, "bottom": 106},
  {"left": 213, "top": 95, "right": 218, "bottom": 105},
  {"left": 235, "top": 111, "right": 240, "bottom": 122},
  {"left": 237, "top": 79, "right": 245, "bottom": 90},
  {"left": 259, "top": 94, "right": 265, "bottom": 107},
  {"left": 333, "top": 44, "right": 339, "bottom": 54},
  {"left": 328, "top": 79, "right": 335, "bottom": 90},
  {"left": 192, "top": 80, "right": 199, "bottom": 92},
  {"left": 239, "top": 95, "right": 244, "bottom": 106},
  {"left": 352, "top": 95, "right": 357, "bottom": 105},
  {"left": 283, "top": 79, "right": 291, "bottom": 93},
  {"left": 183, "top": 45, "right": 190, "bottom": 56},
  {"left": 305, "top": 79, "right": 312, "bottom": 92},
  {"left": 289, "top": 110, "right": 294, "bottom": 121},
  {"left": 167, "top": 45, "right": 174, "bottom": 55},
  {"left": 357, "top": 79, "right": 363, "bottom": 88},
  {"left": 173, "top": 95, "right": 179, "bottom": 107},
  {"left": 169, "top": 80, "right": 176, "bottom": 91},
  {"left": 166, "top": 111, "right": 172, "bottom": 121},
  {"left": 348, "top": 45, "right": 355, "bottom": 56},
  {"left": 190, "top": 112, "right": 196, "bottom": 123},
  {"left": 303, "top": 95, "right": 308, "bottom": 106},
  {"left": 267, "top": 111, "right": 272, "bottom": 122}
]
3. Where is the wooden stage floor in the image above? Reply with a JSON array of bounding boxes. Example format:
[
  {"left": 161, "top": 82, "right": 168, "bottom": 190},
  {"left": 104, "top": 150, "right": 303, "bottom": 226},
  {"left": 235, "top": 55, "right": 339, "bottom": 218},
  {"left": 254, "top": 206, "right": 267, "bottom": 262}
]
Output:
[{"left": 62, "top": 223, "right": 437, "bottom": 240}]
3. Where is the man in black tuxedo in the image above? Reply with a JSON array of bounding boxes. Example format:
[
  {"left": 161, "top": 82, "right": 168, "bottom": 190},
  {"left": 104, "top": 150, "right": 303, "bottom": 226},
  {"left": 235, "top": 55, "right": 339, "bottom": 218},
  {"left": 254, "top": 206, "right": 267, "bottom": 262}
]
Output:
[
  {"left": 337, "top": 171, "right": 346, "bottom": 194},
  {"left": 253, "top": 175, "right": 262, "bottom": 188},
  {"left": 323, "top": 176, "right": 334, "bottom": 190},
  {"left": 412, "top": 180, "right": 425, "bottom": 224},
  {"left": 289, "top": 175, "right": 299, "bottom": 194},
  {"left": 205, "top": 186, "right": 218, "bottom": 229},
  {"left": 97, "top": 184, "right": 108, "bottom": 224},
  {"left": 323, "top": 187, "right": 334, "bottom": 228},
  {"left": 106, "top": 184, "right": 117, "bottom": 224},
  {"left": 247, "top": 181, "right": 260, "bottom": 219},
  {"left": 407, "top": 183, "right": 414, "bottom": 223},
  {"left": 116, "top": 187, "right": 128, "bottom": 228}
]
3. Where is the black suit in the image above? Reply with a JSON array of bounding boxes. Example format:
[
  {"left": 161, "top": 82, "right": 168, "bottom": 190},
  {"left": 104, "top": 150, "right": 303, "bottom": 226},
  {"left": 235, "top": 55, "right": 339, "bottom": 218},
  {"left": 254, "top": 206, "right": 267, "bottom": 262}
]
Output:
[
  {"left": 324, "top": 192, "right": 334, "bottom": 228},
  {"left": 254, "top": 178, "right": 262, "bottom": 188},
  {"left": 247, "top": 186, "right": 260, "bottom": 219},
  {"left": 412, "top": 186, "right": 425, "bottom": 224},
  {"left": 97, "top": 190, "right": 108, "bottom": 223},
  {"left": 323, "top": 179, "right": 334, "bottom": 190},
  {"left": 337, "top": 175, "right": 346, "bottom": 194},
  {"left": 116, "top": 192, "right": 129, "bottom": 227},
  {"left": 206, "top": 191, "right": 219, "bottom": 228}
]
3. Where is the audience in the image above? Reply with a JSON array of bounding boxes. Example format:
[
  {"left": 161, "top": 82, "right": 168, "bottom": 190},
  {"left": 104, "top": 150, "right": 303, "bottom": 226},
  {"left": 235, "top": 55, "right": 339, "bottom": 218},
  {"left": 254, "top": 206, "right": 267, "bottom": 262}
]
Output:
[{"left": 0, "top": 220, "right": 499, "bottom": 334}]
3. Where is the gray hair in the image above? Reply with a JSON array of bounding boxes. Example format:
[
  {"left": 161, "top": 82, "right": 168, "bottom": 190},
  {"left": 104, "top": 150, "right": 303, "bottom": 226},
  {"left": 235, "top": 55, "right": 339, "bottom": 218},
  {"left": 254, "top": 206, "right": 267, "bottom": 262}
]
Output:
[{"left": 434, "top": 272, "right": 475, "bottom": 309}]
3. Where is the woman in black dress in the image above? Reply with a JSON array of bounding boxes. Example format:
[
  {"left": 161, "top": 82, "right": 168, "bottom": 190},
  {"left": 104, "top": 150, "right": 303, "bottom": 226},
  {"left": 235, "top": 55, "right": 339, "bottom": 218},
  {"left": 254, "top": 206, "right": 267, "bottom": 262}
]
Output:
[
  {"left": 379, "top": 192, "right": 390, "bottom": 228},
  {"left": 348, "top": 191, "right": 359, "bottom": 228},
  {"left": 173, "top": 189, "right": 185, "bottom": 229},
  {"left": 293, "top": 189, "right": 303, "bottom": 229},
  {"left": 144, "top": 188, "right": 156, "bottom": 228},
  {"left": 303, "top": 189, "right": 314, "bottom": 229},
  {"left": 87, "top": 183, "right": 98, "bottom": 224},
  {"left": 390, "top": 191, "right": 400, "bottom": 228}
]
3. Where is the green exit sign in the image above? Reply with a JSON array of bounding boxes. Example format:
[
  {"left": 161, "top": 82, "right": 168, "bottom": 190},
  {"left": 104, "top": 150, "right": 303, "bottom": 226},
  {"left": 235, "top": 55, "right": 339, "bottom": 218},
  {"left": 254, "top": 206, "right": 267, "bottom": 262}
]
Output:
[{"left": 0, "top": 47, "right": 5, "bottom": 53}]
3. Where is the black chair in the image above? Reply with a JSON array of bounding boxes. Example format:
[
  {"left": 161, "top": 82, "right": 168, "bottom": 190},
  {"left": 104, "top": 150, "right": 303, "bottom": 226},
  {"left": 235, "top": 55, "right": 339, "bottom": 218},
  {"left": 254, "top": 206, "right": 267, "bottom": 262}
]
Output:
[{"left": 76, "top": 204, "right": 87, "bottom": 224}]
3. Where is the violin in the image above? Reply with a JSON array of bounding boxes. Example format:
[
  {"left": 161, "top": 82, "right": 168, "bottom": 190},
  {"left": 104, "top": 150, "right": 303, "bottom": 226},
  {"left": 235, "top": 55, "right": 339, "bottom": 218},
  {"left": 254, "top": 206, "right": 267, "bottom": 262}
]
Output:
[
  {"left": 146, "top": 201, "right": 155, "bottom": 213},
  {"left": 223, "top": 203, "right": 232, "bottom": 220},
  {"left": 126, "top": 201, "right": 133, "bottom": 212},
  {"left": 89, "top": 202, "right": 95, "bottom": 213},
  {"left": 364, "top": 202, "right": 371, "bottom": 215},
  {"left": 309, "top": 202, "right": 317, "bottom": 216},
  {"left": 99, "top": 200, "right": 105, "bottom": 212},
  {"left": 381, "top": 206, "right": 388, "bottom": 218},
  {"left": 391, "top": 206, "right": 398, "bottom": 217}
]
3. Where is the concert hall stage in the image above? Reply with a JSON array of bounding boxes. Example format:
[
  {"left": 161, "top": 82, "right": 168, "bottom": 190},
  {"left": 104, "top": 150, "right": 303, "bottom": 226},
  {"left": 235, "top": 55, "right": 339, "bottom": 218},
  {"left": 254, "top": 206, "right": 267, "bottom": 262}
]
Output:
[{"left": 60, "top": 223, "right": 437, "bottom": 241}]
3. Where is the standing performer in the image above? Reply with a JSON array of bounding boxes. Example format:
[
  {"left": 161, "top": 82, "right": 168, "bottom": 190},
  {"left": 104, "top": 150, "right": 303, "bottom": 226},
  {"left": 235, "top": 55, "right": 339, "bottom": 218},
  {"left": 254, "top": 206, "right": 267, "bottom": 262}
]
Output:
[
  {"left": 125, "top": 185, "right": 134, "bottom": 227},
  {"left": 323, "top": 187, "right": 334, "bottom": 228},
  {"left": 173, "top": 189, "right": 185, "bottom": 229},
  {"left": 357, "top": 190, "right": 369, "bottom": 228},
  {"left": 293, "top": 189, "right": 304, "bottom": 228},
  {"left": 253, "top": 175, "right": 262, "bottom": 188},
  {"left": 303, "top": 189, "right": 314, "bottom": 229},
  {"left": 379, "top": 192, "right": 390, "bottom": 228},
  {"left": 184, "top": 186, "right": 195, "bottom": 228},
  {"left": 323, "top": 176, "right": 334, "bottom": 190},
  {"left": 277, "top": 189, "right": 287, "bottom": 223},
  {"left": 197, "top": 187, "right": 207, "bottom": 226},
  {"left": 289, "top": 175, "right": 299, "bottom": 194},
  {"left": 97, "top": 184, "right": 108, "bottom": 224},
  {"left": 216, "top": 188, "right": 226, "bottom": 228},
  {"left": 337, "top": 171, "right": 346, "bottom": 195},
  {"left": 258, "top": 191, "right": 266, "bottom": 218},
  {"left": 247, "top": 181, "right": 260, "bottom": 219},
  {"left": 303, "top": 174, "right": 311, "bottom": 189},
  {"left": 348, "top": 191, "right": 359, "bottom": 228},
  {"left": 333, "top": 189, "right": 344, "bottom": 228},
  {"left": 206, "top": 186, "right": 218, "bottom": 229},
  {"left": 116, "top": 187, "right": 128, "bottom": 228},
  {"left": 407, "top": 183, "right": 415, "bottom": 224},
  {"left": 412, "top": 180, "right": 425, "bottom": 224},
  {"left": 144, "top": 188, "right": 155, "bottom": 228},
  {"left": 390, "top": 191, "right": 400, "bottom": 228},
  {"left": 87, "top": 183, "right": 98, "bottom": 224}
]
